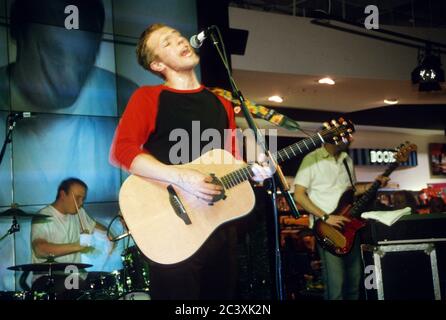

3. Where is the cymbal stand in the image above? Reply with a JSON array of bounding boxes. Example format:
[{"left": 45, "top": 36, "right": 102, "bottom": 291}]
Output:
[
  {"left": 0, "top": 214, "right": 20, "bottom": 242},
  {"left": 0, "top": 214, "right": 20, "bottom": 291},
  {"left": 44, "top": 256, "right": 56, "bottom": 300}
]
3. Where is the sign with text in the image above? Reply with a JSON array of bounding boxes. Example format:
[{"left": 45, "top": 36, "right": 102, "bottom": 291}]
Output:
[{"left": 349, "top": 148, "right": 418, "bottom": 166}]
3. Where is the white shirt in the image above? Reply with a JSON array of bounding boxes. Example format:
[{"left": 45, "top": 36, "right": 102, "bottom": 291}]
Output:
[
  {"left": 294, "top": 147, "right": 356, "bottom": 227},
  {"left": 31, "top": 205, "right": 96, "bottom": 264}
]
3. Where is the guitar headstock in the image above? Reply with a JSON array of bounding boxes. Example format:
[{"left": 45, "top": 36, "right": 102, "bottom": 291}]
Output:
[
  {"left": 394, "top": 141, "right": 417, "bottom": 163},
  {"left": 321, "top": 118, "right": 355, "bottom": 145}
]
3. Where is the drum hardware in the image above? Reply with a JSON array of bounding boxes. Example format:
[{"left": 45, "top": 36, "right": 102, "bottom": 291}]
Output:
[
  {"left": 8, "top": 257, "right": 93, "bottom": 273},
  {"left": 0, "top": 290, "right": 49, "bottom": 301},
  {"left": 107, "top": 213, "right": 131, "bottom": 242},
  {"left": 118, "top": 291, "right": 150, "bottom": 300},
  {"left": 1, "top": 206, "right": 50, "bottom": 292},
  {"left": 3, "top": 213, "right": 151, "bottom": 300},
  {"left": 76, "top": 245, "right": 151, "bottom": 300},
  {"left": 120, "top": 246, "right": 150, "bottom": 292},
  {"left": 8, "top": 257, "right": 92, "bottom": 300}
]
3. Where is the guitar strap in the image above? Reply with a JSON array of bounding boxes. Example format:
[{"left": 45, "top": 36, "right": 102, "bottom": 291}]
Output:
[
  {"left": 210, "top": 87, "right": 300, "bottom": 131},
  {"left": 343, "top": 158, "right": 357, "bottom": 193}
]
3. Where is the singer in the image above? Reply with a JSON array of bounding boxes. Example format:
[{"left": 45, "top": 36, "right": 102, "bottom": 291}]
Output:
[{"left": 110, "top": 23, "right": 272, "bottom": 300}]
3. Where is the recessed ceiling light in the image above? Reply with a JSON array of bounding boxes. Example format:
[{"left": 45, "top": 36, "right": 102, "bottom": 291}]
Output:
[
  {"left": 318, "top": 77, "right": 335, "bottom": 85},
  {"left": 268, "top": 95, "right": 283, "bottom": 103},
  {"left": 384, "top": 98, "right": 399, "bottom": 105}
]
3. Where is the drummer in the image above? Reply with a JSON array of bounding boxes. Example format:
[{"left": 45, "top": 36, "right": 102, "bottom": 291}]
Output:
[{"left": 31, "top": 177, "right": 110, "bottom": 297}]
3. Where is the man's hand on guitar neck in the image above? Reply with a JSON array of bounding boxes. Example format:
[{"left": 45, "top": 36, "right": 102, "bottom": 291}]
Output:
[
  {"left": 249, "top": 153, "right": 273, "bottom": 183},
  {"left": 376, "top": 175, "right": 390, "bottom": 188},
  {"left": 355, "top": 175, "right": 391, "bottom": 196},
  {"left": 250, "top": 163, "right": 273, "bottom": 182}
]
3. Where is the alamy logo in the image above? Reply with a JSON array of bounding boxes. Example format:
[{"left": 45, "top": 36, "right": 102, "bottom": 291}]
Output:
[
  {"left": 364, "top": 5, "right": 379, "bottom": 30},
  {"left": 364, "top": 265, "right": 378, "bottom": 290},
  {"left": 168, "top": 121, "right": 278, "bottom": 169},
  {"left": 64, "top": 5, "right": 79, "bottom": 30},
  {"left": 64, "top": 265, "right": 79, "bottom": 290}
]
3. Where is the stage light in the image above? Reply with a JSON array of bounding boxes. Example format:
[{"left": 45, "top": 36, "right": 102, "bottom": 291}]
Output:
[
  {"left": 318, "top": 77, "right": 335, "bottom": 85},
  {"left": 411, "top": 47, "right": 445, "bottom": 92},
  {"left": 384, "top": 98, "right": 398, "bottom": 105},
  {"left": 268, "top": 95, "right": 283, "bottom": 103}
]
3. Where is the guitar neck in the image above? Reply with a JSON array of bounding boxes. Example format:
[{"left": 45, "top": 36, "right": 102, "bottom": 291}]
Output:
[
  {"left": 220, "top": 133, "right": 325, "bottom": 190},
  {"left": 350, "top": 162, "right": 398, "bottom": 218},
  {"left": 274, "top": 133, "right": 325, "bottom": 163}
]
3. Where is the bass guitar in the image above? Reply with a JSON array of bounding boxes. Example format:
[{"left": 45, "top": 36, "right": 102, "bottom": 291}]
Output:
[{"left": 313, "top": 142, "right": 417, "bottom": 256}]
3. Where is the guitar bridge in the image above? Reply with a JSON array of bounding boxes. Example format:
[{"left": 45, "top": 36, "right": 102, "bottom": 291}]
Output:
[{"left": 167, "top": 185, "right": 191, "bottom": 225}]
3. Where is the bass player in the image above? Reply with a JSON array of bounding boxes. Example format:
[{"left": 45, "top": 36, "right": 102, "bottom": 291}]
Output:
[{"left": 293, "top": 140, "right": 389, "bottom": 300}]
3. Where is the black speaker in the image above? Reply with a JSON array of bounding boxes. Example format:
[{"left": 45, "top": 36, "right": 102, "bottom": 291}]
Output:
[{"left": 235, "top": 187, "right": 276, "bottom": 299}]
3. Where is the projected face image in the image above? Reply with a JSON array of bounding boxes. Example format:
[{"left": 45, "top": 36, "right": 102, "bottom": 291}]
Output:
[
  {"left": 0, "top": 0, "right": 132, "bottom": 116},
  {"left": 12, "top": 23, "right": 101, "bottom": 110}
]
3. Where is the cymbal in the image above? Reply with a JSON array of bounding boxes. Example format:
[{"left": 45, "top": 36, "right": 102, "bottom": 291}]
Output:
[
  {"left": 0, "top": 208, "right": 50, "bottom": 219},
  {"left": 8, "top": 262, "right": 92, "bottom": 272}
]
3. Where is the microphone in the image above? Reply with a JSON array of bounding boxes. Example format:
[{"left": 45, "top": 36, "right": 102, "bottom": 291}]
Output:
[
  {"left": 9, "top": 112, "right": 32, "bottom": 120},
  {"left": 189, "top": 26, "right": 214, "bottom": 49},
  {"left": 7, "top": 112, "right": 33, "bottom": 127}
]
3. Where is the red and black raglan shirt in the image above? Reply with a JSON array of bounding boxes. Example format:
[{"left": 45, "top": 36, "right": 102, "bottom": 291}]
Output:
[{"left": 110, "top": 84, "right": 239, "bottom": 170}]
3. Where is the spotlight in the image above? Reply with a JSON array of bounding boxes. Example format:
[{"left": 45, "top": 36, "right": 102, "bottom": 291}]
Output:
[
  {"left": 384, "top": 98, "right": 398, "bottom": 105},
  {"left": 318, "top": 77, "right": 335, "bottom": 85},
  {"left": 411, "top": 47, "right": 445, "bottom": 92},
  {"left": 268, "top": 95, "right": 283, "bottom": 103}
]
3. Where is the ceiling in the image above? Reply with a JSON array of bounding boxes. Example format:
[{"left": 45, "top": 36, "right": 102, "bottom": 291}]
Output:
[
  {"left": 233, "top": 69, "right": 446, "bottom": 112},
  {"left": 228, "top": 0, "right": 446, "bottom": 131},
  {"left": 229, "top": 0, "right": 446, "bottom": 27}
]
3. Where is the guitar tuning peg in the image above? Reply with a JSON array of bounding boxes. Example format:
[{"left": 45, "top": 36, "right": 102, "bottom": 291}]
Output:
[
  {"left": 331, "top": 119, "right": 339, "bottom": 127},
  {"left": 332, "top": 136, "right": 339, "bottom": 145},
  {"left": 323, "top": 121, "right": 330, "bottom": 129}
]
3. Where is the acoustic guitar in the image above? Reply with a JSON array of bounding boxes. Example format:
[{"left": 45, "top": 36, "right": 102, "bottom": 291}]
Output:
[{"left": 119, "top": 119, "right": 355, "bottom": 264}]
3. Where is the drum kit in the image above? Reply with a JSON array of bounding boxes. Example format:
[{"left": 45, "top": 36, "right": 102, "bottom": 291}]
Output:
[
  {"left": 0, "top": 208, "right": 151, "bottom": 300},
  {"left": 77, "top": 245, "right": 151, "bottom": 300}
]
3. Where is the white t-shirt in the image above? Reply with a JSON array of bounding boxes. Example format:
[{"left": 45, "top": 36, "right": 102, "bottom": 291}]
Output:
[
  {"left": 31, "top": 205, "right": 96, "bottom": 264},
  {"left": 294, "top": 147, "right": 356, "bottom": 227}
]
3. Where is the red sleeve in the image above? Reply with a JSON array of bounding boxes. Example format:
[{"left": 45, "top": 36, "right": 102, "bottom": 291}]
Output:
[
  {"left": 110, "top": 86, "right": 160, "bottom": 171},
  {"left": 214, "top": 93, "right": 242, "bottom": 160}
]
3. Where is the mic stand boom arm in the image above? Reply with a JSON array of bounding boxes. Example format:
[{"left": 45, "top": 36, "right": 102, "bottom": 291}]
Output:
[{"left": 208, "top": 28, "right": 300, "bottom": 218}]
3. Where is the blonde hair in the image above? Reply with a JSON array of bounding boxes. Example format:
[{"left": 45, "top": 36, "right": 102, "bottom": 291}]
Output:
[{"left": 136, "top": 23, "right": 166, "bottom": 78}]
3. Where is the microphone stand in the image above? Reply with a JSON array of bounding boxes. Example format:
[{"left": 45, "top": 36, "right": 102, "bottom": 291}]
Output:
[
  {"left": 207, "top": 26, "right": 300, "bottom": 300},
  {"left": 1, "top": 115, "right": 20, "bottom": 291},
  {"left": 0, "top": 114, "right": 16, "bottom": 167}
]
